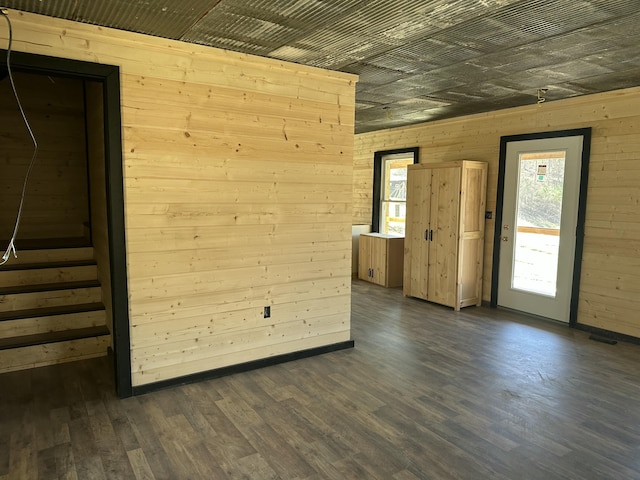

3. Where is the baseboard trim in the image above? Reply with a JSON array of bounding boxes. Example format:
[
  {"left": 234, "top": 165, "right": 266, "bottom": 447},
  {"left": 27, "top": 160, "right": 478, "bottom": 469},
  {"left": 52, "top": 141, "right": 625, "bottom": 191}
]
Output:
[
  {"left": 131, "top": 340, "right": 355, "bottom": 396},
  {"left": 573, "top": 323, "right": 640, "bottom": 346}
]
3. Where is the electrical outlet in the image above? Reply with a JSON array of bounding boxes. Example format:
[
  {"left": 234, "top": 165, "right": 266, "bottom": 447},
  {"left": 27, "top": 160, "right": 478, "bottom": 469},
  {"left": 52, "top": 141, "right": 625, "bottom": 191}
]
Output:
[{"left": 263, "top": 306, "right": 270, "bottom": 318}]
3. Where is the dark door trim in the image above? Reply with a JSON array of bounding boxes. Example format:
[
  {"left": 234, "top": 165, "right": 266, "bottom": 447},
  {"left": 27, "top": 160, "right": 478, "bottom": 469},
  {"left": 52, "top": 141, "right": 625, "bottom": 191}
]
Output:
[
  {"left": 3, "top": 49, "right": 132, "bottom": 397},
  {"left": 490, "top": 128, "right": 592, "bottom": 327},
  {"left": 372, "top": 147, "right": 419, "bottom": 233}
]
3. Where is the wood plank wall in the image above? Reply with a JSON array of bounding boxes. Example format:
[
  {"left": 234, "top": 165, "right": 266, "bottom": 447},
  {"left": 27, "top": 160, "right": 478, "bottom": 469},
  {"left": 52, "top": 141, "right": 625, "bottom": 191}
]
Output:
[
  {"left": 354, "top": 87, "right": 640, "bottom": 339},
  {"left": 0, "top": 72, "right": 89, "bottom": 240},
  {"left": 85, "top": 81, "right": 113, "bottom": 343},
  {"left": 2, "top": 10, "right": 356, "bottom": 386}
]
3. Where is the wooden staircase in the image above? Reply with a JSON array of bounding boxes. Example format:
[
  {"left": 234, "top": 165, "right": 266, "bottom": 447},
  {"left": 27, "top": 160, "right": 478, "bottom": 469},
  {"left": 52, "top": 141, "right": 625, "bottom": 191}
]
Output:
[{"left": 0, "top": 238, "right": 110, "bottom": 374}]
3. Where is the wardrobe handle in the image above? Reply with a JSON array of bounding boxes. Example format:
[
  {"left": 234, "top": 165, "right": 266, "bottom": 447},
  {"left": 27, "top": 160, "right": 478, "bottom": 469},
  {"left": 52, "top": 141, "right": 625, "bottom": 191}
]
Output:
[
  {"left": 424, "top": 229, "right": 429, "bottom": 241},
  {"left": 429, "top": 229, "right": 433, "bottom": 241}
]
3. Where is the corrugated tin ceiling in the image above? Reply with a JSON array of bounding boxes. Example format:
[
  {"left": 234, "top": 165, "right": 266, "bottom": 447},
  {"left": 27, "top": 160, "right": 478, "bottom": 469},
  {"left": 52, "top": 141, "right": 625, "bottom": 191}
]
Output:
[{"left": 2, "top": 0, "right": 640, "bottom": 133}]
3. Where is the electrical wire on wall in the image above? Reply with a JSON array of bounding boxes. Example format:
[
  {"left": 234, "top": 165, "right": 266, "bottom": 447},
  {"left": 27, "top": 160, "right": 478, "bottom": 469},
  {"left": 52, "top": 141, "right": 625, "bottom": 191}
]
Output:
[{"left": 0, "top": 8, "right": 39, "bottom": 266}]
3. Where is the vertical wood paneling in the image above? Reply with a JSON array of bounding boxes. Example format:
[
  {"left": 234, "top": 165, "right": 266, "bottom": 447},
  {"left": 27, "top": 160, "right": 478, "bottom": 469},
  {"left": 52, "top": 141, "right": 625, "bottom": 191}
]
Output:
[
  {"left": 0, "top": 72, "right": 89, "bottom": 240},
  {"left": 3, "top": 10, "right": 357, "bottom": 386},
  {"left": 354, "top": 86, "right": 640, "bottom": 338}
]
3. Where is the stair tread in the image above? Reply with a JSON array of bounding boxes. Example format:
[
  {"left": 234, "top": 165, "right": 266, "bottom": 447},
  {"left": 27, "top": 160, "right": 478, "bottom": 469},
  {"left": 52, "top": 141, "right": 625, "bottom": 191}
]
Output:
[
  {"left": 0, "top": 279, "right": 100, "bottom": 296},
  {"left": 0, "top": 302, "right": 105, "bottom": 322},
  {"left": 1, "top": 259, "right": 97, "bottom": 271},
  {"left": 0, "top": 325, "right": 110, "bottom": 350},
  {"left": 2, "top": 237, "right": 91, "bottom": 250}
]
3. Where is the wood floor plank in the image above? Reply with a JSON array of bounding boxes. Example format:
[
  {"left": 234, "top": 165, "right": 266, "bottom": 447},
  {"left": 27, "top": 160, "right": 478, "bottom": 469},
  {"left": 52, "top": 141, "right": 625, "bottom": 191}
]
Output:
[
  {"left": 1, "top": 279, "right": 639, "bottom": 479},
  {"left": 125, "top": 448, "right": 155, "bottom": 480},
  {"left": 228, "top": 452, "right": 278, "bottom": 480}
]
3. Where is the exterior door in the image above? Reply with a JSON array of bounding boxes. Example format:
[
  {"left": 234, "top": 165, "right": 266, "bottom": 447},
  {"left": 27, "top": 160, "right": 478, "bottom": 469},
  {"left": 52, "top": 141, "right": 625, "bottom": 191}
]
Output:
[{"left": 497, "top": 135, "right": 585, "bottom": 322}]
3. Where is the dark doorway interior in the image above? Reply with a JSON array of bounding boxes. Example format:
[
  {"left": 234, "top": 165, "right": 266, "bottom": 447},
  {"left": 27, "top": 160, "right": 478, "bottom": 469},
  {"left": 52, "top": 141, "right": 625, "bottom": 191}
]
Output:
[{"left": 0, "top": 50, "right": 131, "bottom": 397}]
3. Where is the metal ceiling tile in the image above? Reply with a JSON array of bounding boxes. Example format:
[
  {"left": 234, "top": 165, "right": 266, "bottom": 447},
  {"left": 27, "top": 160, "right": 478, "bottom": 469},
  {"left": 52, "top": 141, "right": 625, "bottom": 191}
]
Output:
[
  {"left": 182, "top": 8, "right": 300, "bottom": 52},
  {"left": 598, "top": 12, "right": 640, "bottom": 42},
  {"left": 3, "top": 0, "right": 640, "bottom": 133},
  {"left": 533, "top": 32, "right": 618, "bottom": 59},
  {"left": 431, "top": 17, "right": 540, "bottom": 52},
  {"left": 380, "top": 19, "right": 435, "bottom": 42},
  {"left": 591, "top": 0, "right": 640, "bottom": 16},
  {"left": 493, "top": 0, "right": 579, "bottom": 36},
  {"left": 542, "top": 84, "right": 590, "bottom": 99},
  {"left": 395, "top": 97, "right": 450, "bottom": 109},
  {"left": 0, "top": 0, "right": 78, "bottom": 17},
  {"left": 398, "top": 38, "right": 483, "bottom": 67},
  {"left": 527, "top": 60, "right": 614, "bottom": 83},
  {"left": 394, "top": 74, "right": 467, "bottom": 94},
  {"left": 531, "top": 0, "right": 613, "bottom": 28},
  {"left": 268, "top": 45, "right": 324, "bottom": 63},
  {"left": 341, "top": 63, "right": 407, "bottom": 85},
  {"left": 421, "top": 89, "right": 486, "bottom": 103},
  {"left": 459, "top": 82, "right": 522, "bottom": 99},
  {"left": 74, "top": 0, "right": 217, "bottom": 39},
  {"left": 328, "top": 0, "right": 439, "bottom": 37},
  {"left": 355, "top": 100, "right": 380, "bottom": 110},
  {"left": 360, "top": 83, "right": 417, "bottom": 102},
  {"left": 429, "top": 62, "right": 501, "bottom": 85},
  {"left": 216, "top": 0, "right": 366, "bottom": 29},
  {"left": 470, "top": 50, "right": 570, "bottom": 73},
  {"left": 366, "top": 51, "right": 429, "bottom": 74},
  {"left": 571, "top": 68, "right": 640, "bottom": 92},
  {"left": 417, "top": 0, "right": 523, "bottom": 30},
  {"left": 305, "top": 52, "right": 360, "bottom": 69},
  {"left": 552, "top": 82, "right": 597, "bottom": 95}
]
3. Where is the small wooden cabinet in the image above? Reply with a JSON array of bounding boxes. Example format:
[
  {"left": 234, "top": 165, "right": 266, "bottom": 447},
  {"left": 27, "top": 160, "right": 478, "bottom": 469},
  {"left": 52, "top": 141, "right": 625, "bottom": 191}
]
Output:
[
  {"left": 358, "top": 233, "right": 404, "bottom": 288},
  {"left": 403, "top": 161, "right": 487, "bottom": 310}
]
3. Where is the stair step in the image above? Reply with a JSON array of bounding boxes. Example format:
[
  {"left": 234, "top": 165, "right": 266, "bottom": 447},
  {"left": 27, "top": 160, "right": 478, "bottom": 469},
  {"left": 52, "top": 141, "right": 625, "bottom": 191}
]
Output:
[
  {"left": 1, "top": 259, "right": 96, "bottom": 271},
  {"left": 4, "top": 237, "right": 91, "bottom": 250},
  {"left": 0, "top": 279, "right": 100, "bottom": 296},
  {"left": 0, "top": 302, "right": 105, "bottom": 322},
  {"left": 0, "top": 282, "right": 102, "bottom": 312},
  {"left": 0, "top": 308, "right": 106, "bottom": 338},
  {"left": 0, "top": 334, "right": 110, "bottom": 374},
  {"left": 4, "top": 246, "right": 95, "bottom": 266},
  {"left": 0, "top": 325, "right": 109, "bottom": 350},
  {"left": 0, "top": 262, "right": 98, "bottom": 287}
]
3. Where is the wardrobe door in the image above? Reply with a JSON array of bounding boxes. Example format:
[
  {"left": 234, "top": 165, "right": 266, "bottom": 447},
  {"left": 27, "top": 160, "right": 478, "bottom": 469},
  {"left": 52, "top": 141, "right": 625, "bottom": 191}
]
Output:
[
  {"left": 403, "top": 167, "right": 431, "bottom": 299},
  {"left": 427, "top": 166, "right": 461, "bottom": 307}
]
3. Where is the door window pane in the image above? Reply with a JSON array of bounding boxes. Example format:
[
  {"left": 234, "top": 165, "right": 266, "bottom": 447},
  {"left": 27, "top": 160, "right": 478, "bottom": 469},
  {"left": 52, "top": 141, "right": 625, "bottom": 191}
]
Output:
[{"left": 512, "top": 151, "right": 566, "bottom": 296}]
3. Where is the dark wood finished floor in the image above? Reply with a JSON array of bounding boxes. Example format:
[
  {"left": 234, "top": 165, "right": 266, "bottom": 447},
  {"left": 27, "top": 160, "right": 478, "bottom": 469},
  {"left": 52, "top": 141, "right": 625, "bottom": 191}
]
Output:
[{"left": 1, "top": 279, "right": 640, "bottom": 479}]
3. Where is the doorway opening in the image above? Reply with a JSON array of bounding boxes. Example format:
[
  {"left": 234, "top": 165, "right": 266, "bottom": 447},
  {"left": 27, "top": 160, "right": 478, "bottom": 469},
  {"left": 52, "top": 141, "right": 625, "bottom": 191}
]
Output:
[
  {"left": 491, "top": 129, "right": 591, "bottom": 325},
  {"left": 0, "top": 50, "right": 131, "bottom": 396}
]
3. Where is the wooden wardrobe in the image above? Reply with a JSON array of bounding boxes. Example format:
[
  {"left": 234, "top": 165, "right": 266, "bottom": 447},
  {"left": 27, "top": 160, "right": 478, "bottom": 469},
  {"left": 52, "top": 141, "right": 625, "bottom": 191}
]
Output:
[{"left": 403, "top": 161, "right": 488, "bottom": 310}]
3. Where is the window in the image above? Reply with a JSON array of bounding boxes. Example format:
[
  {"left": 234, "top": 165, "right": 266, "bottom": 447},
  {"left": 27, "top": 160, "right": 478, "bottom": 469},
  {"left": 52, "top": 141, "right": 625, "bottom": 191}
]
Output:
[{"left": 372, "top": 148, "right": 419, "bottom": 236}]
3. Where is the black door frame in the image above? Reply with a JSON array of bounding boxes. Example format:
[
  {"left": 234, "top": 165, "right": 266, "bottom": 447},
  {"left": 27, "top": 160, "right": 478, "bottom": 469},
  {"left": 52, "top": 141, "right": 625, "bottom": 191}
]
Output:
[
  {"left": 490, "top": 128, "right": 592, "bottom": 327},
  {"left": 3, "top": 49, "right": 132, "bottom": 397}
]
